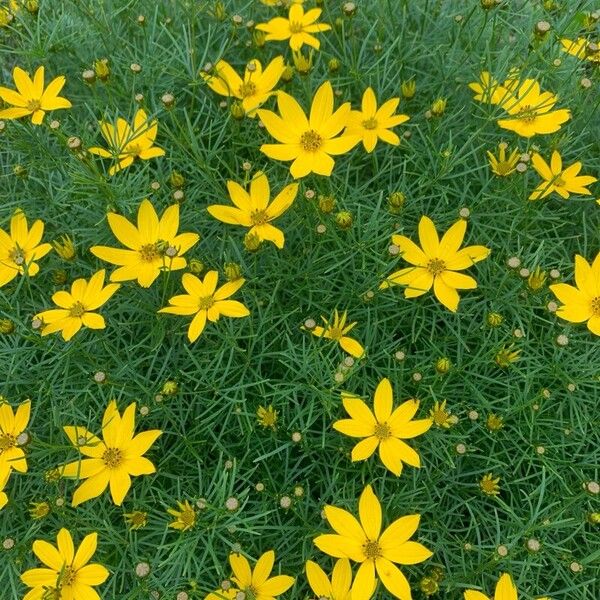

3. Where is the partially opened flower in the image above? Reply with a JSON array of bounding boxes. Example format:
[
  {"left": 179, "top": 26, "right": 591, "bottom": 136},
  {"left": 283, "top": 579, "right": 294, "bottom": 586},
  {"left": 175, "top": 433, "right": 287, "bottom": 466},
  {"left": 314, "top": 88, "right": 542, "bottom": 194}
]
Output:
[
  {"left": 487, "top": 143, "right": 519, "bottom": 177},
  {"left": 0, "top": 399, "right": 30, "bottom": 473},
  {"left": 464, "top": 572, "right": 518, "bottom": 600},
  {"left": 333, "top": 378, "right": 432, "bottom": 476},
  {"left": 229, "top": 550, "right": 295, "bottom": 600},
  {"left": 0, "top": 65, "right": 71, "bottom": 124},
  {"left": 468, "top": 71, "right": 511, "bottom": 105},
  {"left": 168, "top": 500, "right": 197, "bottom": 531},
  {"left": 380, "top": 216, "right": 491, "bottom": 312},
  {"left": 208, "top": 171, "right": 298, "bottom": 249},
  {"left": 306, "top": 557, "right": 376, "bottom": 600},
  {"left": 60, "top": 400, "right": 162, "bottom": 506},
  {"left": 308, "top": 309, "right": 365, "bottom": 358}
]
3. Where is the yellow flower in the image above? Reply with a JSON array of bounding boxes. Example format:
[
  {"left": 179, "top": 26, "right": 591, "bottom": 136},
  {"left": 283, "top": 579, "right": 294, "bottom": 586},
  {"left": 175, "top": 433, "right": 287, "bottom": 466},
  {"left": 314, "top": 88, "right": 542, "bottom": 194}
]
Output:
[
  {"left": 35, "top": 270, "right": 120, "bottom": 341},
  {"left": 429, "top": 400, "right": 457, "bottom": 429},
  {"left": 464, "top": 572, "right": 517, "bottom": 600},
  {"left": 0, "top": 209, "right": 52, "bottom": 287},
  {"left": 257, "top": 405, "right": 278, "bottom": 428},
  {"left": 52, "top": 234, "right": 76, "bottom": 260},
  {"left": 549, "top": 253, "right": 600, "bottom": 336},
  {"left": 90, "top": 199, "right": 199, "bottom": 288},
  {"left": 486, "top": 414, "right": 504, "bottom": 431},
  {"left": 201, "top": 57, "right": 285, "bottom": 117},
  {"left": 207, "top": 171, "right": 298, "bottom": 249},
  {"left": 60, "top": 400, "right": 162, "bottom": 506},
  {"left": 381, "top": 216, "right": 491, "bottom": 312},
  {"left": 159, "top": 271, "right": 250, "bottom": 342},
  {"left": 228, "top": 550, "right": 295, "bottom": 599},
  {"left": 333, "top": 378, "right": 432, "bottom": 476},
  {"left": 0, "top": 399, "right": 30, "bottom": 473},
  {"left": 88, "top": 109, "right": 165, "bottom": 175},
  {"left": 487, "top": 143, "right": 519, "bottom": 176},
  {"left": 168, "top": 500, "right": 197, "bottom": 531},
  {"left": 309, "top": 309, "right": 365, "bottom": 358},
  {"left": 560, "top": 37, "right": 600, "bottom": 62},
  {"left": 314, "top": 484, "right": 432, "bottom": 600},
  {"left": 0, "top": 465, "right": 9, "bottom": 510},
  {"left": 496, "top": 78, "right": 570, "bottom": 138},
  {"left": 20, "top": 528, "right": 109, "bottom": 599},
  {"left": 345, "top": 87, "right": 409, "bottom": 153},
  {"left": 479, "top": 473, "right": 501, "bottom": 496},
  {"left": 124, "top": 510, "right": 148, "bottom": 530},
  {"left": 306, "top": 558, "right": 376, "bottom": 600},
  {"left": 0, "top": 65, "right": 71, "bottom": 124},
  {"left": 256, "top": 4, "right": 331, "bottom": 51},
  {"left": 529, "top": 151, "right": 597, "bottom": 200},
  {"left": 468, "top": 71, "right": 511, "bottom": 105},
  {"left": 257, "top": 80, "right": 359, "bottom": 178}
]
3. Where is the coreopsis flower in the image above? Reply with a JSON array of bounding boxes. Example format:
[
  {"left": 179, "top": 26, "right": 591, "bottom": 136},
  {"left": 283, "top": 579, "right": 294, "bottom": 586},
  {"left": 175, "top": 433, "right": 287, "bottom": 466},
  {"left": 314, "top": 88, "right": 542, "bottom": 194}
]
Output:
[
  {"left": 529, "top": 151, "right": 597, "bottom": 200},
  {"left": 201, "top": 57, "right": 285, "bottom": 117},
  {"left": 0, "top": 209, "right": 52, "bottom": 287},
  {"left": 60, "top": 400, "right": 162, "bottom": 506},
  {"left": 494, "top": 345, "right": 520, "bottom": 368},
  {"left": 464, "top": 572, "right": 517, "bottom": 600},
  {"left": 207, "top": 171, "right": 299, "bottom": 249},
  {"left": 35, "top": 270, "right": 120, "bottom": 341},
  {"left": 168, "top": 500, "right": 197, "bottom": 531},
  {"left": 124, "top": 509, "right": 148, "bottom": 530},
  {"left": 429, "top": 400, "right": 457, "bottom": 429},
  {"left": 479, "top": 473, "right": 501, "bottom": 496},
  {"left": 381, "top": 216, "right": 491, "bottom": 312},
  {"left": 549, "top": 253, "right": 600, "bottom": 335},
  {"left": 314, "top": 484, "right": 432, "bottom": 599},
  {"left": 159, "top": 271, "right": 250, "bottom": 342},
  {"left": 0, "top": 466, "right": 9, "bottom": 510},
  {"left": 88, "top": 109, "right": 165, "bottom": 175},
  {"left": 228, "top": 551, "right": 295, "bottom": 599},
  {"left": 487, "top": 143, "right": 519, "bottom": 176},
  {"left": 90, "top": 199, "right": 199, "bottom": 288},
  {"left": 344, "top": 87, "right": 409, "bottom": 153},
  {"left": 560, "top": 37, "right": 600, "bottom": 62},
  {"left": 256, "top": 4, "right": 331, "bottom": 51},
  {"left": 0, "top": 399, "right": 30, "bottom": 473},
  {"left": 52, "top": 234, "right": 76, "bottom": 260},
  {"left": 333, "top": 378, "right": 432, "bottom": 476},
  {"left": 306, "top": 558, "right": 376, "bottom": 600},
  {"left": 496, "top": 78, "right": 570, "bottom": 138},
  {"left": 257, "top": 405, "right": 278, "bottom": 428},
  {"left": 21, "top": 528, "right": 109, "bottom": 598},
  {"left": 257, "top": 80, "right": 359, "bottom": 178},
  {"left": 0, "top": 65, "right": 71, "bottom": 124},
  {"left": 308, "top": 309, "right": 364, "bottom": 358}
]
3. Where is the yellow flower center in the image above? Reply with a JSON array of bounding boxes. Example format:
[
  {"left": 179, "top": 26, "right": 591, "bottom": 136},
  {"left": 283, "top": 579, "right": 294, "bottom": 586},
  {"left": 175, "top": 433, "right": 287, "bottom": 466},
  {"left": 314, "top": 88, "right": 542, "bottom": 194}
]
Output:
[
  {"left": 0, "top": 432, "right": 16, "bottom": 452},
  {"left": 362, "top": 539, "right": 382, "bottom": 559},
  {"left": 69, "top": 302, "right": 86, "bottom": 318},
  {"left": 26, "top": 99, "right": 41, "bottom": 112},
  {"left": 250, "top": 209, "right": 269, "bottom": 225},
  {"left": 238, "top": 81, "right": 257, "bottom": 98},
  {"left": 102, "top": 447, "right": 123, "bottom": 469},
  {"left": 180, "top": 508, "right": 196, "bottom": 527},
  {"left": 289, "top": 21, "right": 304, "bottom": 33},
  {"left": 8, "top": 246, "right": 25, "bottom": 265},
  {"left": 362, "top": 117, "right": 378, "bottom": 130},
  {"left": 373, "top": 422, "right": 392, "bottom": 440},
  {"left": 127, "top": 143, "right": 142, "bottom": 156},
  {"left": 60, "top": 565, "right": 77, "bottom": 586},
  {"left": 139, "top": 242, "right": 167, "bottom": 262},
  {"left": 426, "top": 258, "right": 446, "bottom": 275},
  {"left": 326, "top": 326, "right": 343, "bottom": 340},
  {"left": 591, "top": 296, "right": 600, "bottom": 316},
  {"left": 553, "top": 175, "right": 565, "bottom": 187},
  {"left": 300, "top": 129, "right": 323, "bottom": 152},
  {"left": 128, "top": 511, "right": 147, "bottom": 527},
  {"left": 517, "top": 104, "right": 537, "bottom": 123},
  {"left": 198, "top": 295, "right": 215, "bottom": 310}
]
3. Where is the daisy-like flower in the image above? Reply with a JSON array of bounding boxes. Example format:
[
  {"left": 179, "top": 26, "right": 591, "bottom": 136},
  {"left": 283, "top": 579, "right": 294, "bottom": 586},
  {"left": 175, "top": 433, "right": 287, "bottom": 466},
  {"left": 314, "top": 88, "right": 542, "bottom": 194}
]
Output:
[
  {"left": 88, "top": 109, "right": 165, "bottom": 175},
  {"left": 90, "top": 199, "right": 199, "bottom": 288},
  {"left": 380, "top": 216, "right": 491, "bottom": 312},
  {"left": 549, "top": 253, "right": 600, "bottom": 336},
  {"left": 0, "top": 465, "right": 9, "bottom": 510},
  {"left": 333, "top": 378, "right": 432, "bottom": 476},
  {"left": 560, "top": 37, "right": 600, "bottom": 63},
  {"left": 529, "top": 151, "right": 597, "bottom": 200},
  {"left": 464, "top": 572, "right": 518, "bottom": 600},
  {"left": 314, "top": 484, "right": 432, "bottom": 600},
  {"left": 429, "top": 400, "right": 457, "bottom": 429},
  {"left": 201, "top": 57, "right": 285, "bottom": 117},
  {"left": 159, "top": 271, "right": 250, "bottom": 342},
  {"left": 256, "top": 3, "right": 331, "bottom": 51},
  {"left": 124, "top": 509, "right": 148, "bottom": 530},
  {"left": 207, "top": 171, "right": 298, "bottom": 249},
  {"left": 60, "top": 400, "right": 162, "bottom": 506},
  {"left": 306, "top": 558, "right": 376, "bottom": 600},
  {"left": 257, "top": 405, "right": 278, "bottom": 429},
  {"left": 496, "top": 78, "right": 571, "bottom": 138},
  {"left": 487, "top": 143, "right": 519, "bottom": 177},
  {"left": 479, "top": 473, "right": 501, "bottom": 496},
  {"left": 0, "top": 65, "right": 71, "bottom": 125},
  {"left": 344, "top": 87, "right": 409, "bottom": 153},
  {"left": 20, "top": 528, "right": 109, "bottom": 599},
  {"left": 0, "top": 209, "right": 52, "bottom": 287},
  {"left": 167, "top": 500, "right": 197, "bottom": 531},
  {"left": 228, "top": 550, "right": 295, "bottom": 599},
  {"left": 257, "top": 80, "right": 359, "bottom": 178},
  {"left": 308, "top": 309, "right": 365, "bottom": 358},
  {"left": 35, "top": 270, "right": 120, "bottom": 341},
  {"left": 0, "top": 399, "right": 30, "bottom": 473}
]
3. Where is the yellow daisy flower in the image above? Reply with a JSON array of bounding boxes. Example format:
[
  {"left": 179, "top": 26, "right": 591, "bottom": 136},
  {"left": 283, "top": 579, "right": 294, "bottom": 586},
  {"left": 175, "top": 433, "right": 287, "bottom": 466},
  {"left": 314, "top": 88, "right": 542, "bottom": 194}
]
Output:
[
  {"left": 0, "top": 399, "right": 31, "bottom": 473},
  {"left": 257, "top": 81, "right": 359, "bottom": 178},
  {"left": 560, "top": 37, "right": 600, "bottom": 62},
  {"left": 35, "top": 270, "right": 120, "bottom": 341},
  {"left": 479, "top": 473, "right": 501, "bottom": 496},
  {"left": 314, "top": 484, "right": 432, "bottom": 600},
  {"left": 0, "top": 465, "right": 9, "bottom": 510},
  {"left": 529, "top": 151, "right": 597, "bottom": 200},
  {"left": 309, "top": 309, "right": 365, "bottom": 358},
  {"left": 0, "top": 209, "right": 52, "bottom": 287},
  {"left": 207, "top": 171, "right": 298, "bottom": 249},
  {"left": 90, "top": 199, "right": 199, "bottom": 288},
  {"left": 60, "top": 400, "right": 162, "bottom": 506},
  {"left": 333, "top": 378, "right": 432, "bottom": 476},
  {"left": 167, "top": 500, "right": 197, "bottom": 531},
  {"left": 464, "top": 572, "right": 518, "bottom": 600},
  {"left": 201, "top": 57, "right": 286, "bottom": 117},
  {"left": 381, "top": 216, "right": 491, "bottom": 312},
  {"left": 0, "top": 65, "right": 71, "bottom": 124},
  {"left": 88, "top": 108, "right": 165, "bottom": 175},
  {"left": 257, "top": 405, "right": 278, "bottom": 428},
  {"left": 256, "top": 3, "right": 331, "bottom": 51},
  {"left": 345, "top": 87, "right": 409, "bottom": 152},
  {"left": 306, "top": 558, "right": 376, "bottom": 600},
  {"left": 228, "top": 550, "right": 295, "bottom": 599},
  {"left": 20, "top": 528, "right": 109, "bottom": 598},
  {"left": 159, "top": 271, "right": 250, "bottom": 342},
  {"left": 549, "top": 253, "right": 600, "bottom": 336},
  {"left": 486, "top": 143, "right": 519, "bottom": 177}
]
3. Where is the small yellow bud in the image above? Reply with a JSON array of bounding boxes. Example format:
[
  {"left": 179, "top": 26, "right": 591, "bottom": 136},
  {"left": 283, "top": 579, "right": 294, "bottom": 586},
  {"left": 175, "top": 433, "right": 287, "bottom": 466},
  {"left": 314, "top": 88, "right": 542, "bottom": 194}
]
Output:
[
  {"left": 388, "top": 191, "right": 405, "bottom": 213},
  {"left": 51, "top": 270, "right": 68, "bottom": 285},
  {"left": 431, "top": 97, "right": 447, "bottom": 117},
  {"left": 253, "top": 29, "right": 266, "bottom": 47},
  {"left": 93, "top": 59, "right": 110, "bottom": 81},
  {"left": 486, "top": 312, "right": 503, "bottom": 327},
  {"left": 161, "top": 380, "right": 179, "bottom": 396},
  {"left": 52, "top": 234, "right": 76, "bottom": 261},
  {"left": 318, "top": 194, "right": 336, "bottom": 214},
  {"left": 0, "top": 318, "right": 15, "bottom": 334},
  {"left": 224, "top": 262, "right": 242, "bottom": 281},
  {"left": 213, "top": 1, "right": 226, "bottom": 20},
  {"left": 527, "top": 266, "right": 547, "bottom": 291},
  {"left": 335, "top": 211, "right": 353, "bottom": 229},
  {"left": 230, "top": 101, "right": 246, "bottom": 120},
  {"left": 328, "top": 58, "right": 341, "bottom": 73},
  {"left": 292, "top": 50, "right": 313, "bottom": 75},
  {"left": 169, "top": 171, "right": 185, "bottom": 188},
  {"left": 401, "top": 80, "right": 416, "bottom": 99},
  {"left": 281, "top": 64, "right": 295, "bottom": 83},
  {"left": 435, "top": 357, "right": 451, "bottom": 374},
  {"left": 244, "top": 231, "right": 262, "bottom": 252}
]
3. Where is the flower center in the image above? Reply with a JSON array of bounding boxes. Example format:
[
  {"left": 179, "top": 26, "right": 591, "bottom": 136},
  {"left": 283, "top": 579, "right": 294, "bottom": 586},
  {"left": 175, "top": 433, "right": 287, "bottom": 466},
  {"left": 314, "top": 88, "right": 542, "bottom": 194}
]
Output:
[
  {"left": 198, "top": 295, "right": 215, "bottom": 310},
  {"left": 69, "top": 302, "right": 86, "bottom": 318},
  {"left": 553, "top": 176, "right": 565, "bottom": 187},
  {"left": 250, "top": 209, "right": 269, "bottom": 225},
  {"left": 127, "top": 143, "right": 142, "bottom": 156},
  {"left": 60, "top": 565, "right": 77, "bottom": 586},
  {"left": 26, "top": 99, "right": 41, "bottom": 112},
  {"left": 362, "top": 117, "right": 378, "bottom": 130},
  {"left": 427, "top": 258, "right": 446, "bottom": 275},
  {"left": 238, "top": 81, "right": 257, "bottom": 98},
  {"left": 0, "top": 433, "right": 16, "bottom": 452},
  {"left": 327, "top": 326, "right": 343, "bottom": 340},
  {"left": 300, "top": 129, "right": 323, "bottom": 152},
  {"left": 139, "top": 242, "right": 167, "bottom": 262},
  {"left": 289, "top": 21, "right": 304, "bottom": 33},
  {"left": 591, "top": 296, "right": 600, "bottom": 317},
  {"left": 8, "top": 246, "right": 25, "bottom": 265},
  {"left": 362, "top": 539, "right": 382, "bottom": 559},
  {"left": 180, "top": 509, "right": 196, "bottom": 527},
  {"left": 517, "top": 104, "right": 537, "bottom": 123},
  {"left": 373, "top": 422, "right": 392, "bottom": 440},
  {"left": 102, "top": 447, "right": 123, "bottom": 469}
]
